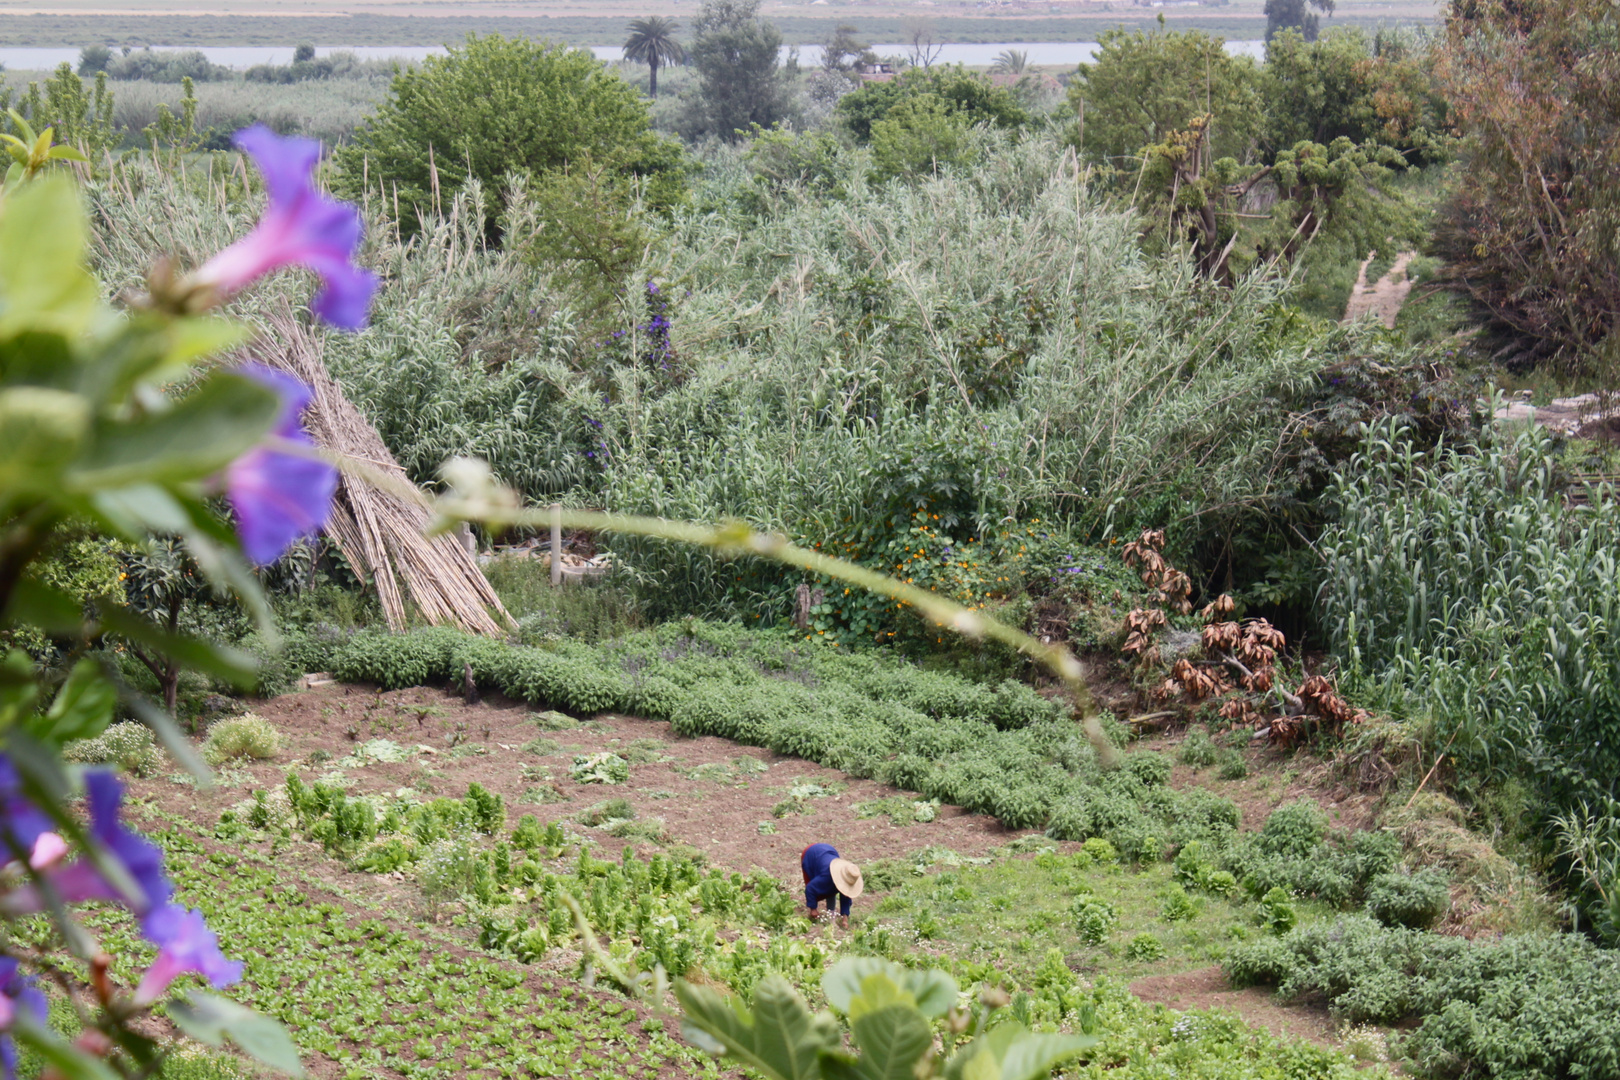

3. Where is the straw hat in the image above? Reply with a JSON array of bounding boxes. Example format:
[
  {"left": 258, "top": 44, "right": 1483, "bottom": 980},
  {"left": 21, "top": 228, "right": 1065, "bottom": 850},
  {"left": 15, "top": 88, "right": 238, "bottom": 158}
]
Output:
[{"left": 830, "top": 858, "right": 864, "bottom": 900}]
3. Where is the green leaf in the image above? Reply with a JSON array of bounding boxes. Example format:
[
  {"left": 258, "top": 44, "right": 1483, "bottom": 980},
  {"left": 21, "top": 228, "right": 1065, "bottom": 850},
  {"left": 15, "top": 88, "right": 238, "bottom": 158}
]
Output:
[
  {"left": 674, "top": 976, "right": 838, "bottom": 1080},
  {"left": 8, "top": 1014, "right": 120, "bottom": 1080},
  {"left": 0, "top": 385, "right": 91, "bottom": 488},
  {"left": 3, "top": 579, "right": 83, "bottom": 636},
  {"left": 88, "top": 483, "right": 191, "bottom": 538},
  {"left": 824, "top": 957, "right": 958, "bottom": 1020},
  {"left": 48, "top": 145, "right": 89, "bottom": 162},
  {"left": 826, "top": 1004, "right": 934, "bottom": 1080},
  {"left": 69, "top": 371, "right": 280, "bottom": 489},
  {"left": 170, "top": 993, "right": 307, "bottom": 1077},
  {"left": 33, "top": 657, "right": 117, "bottom": 743},
  {"left": 98, "top": 603, "right": 258, "bottom": 688},
  {"left": 943, "top": 1023, "right": 1095, "bottom": 1080},
  {"left": 0, "top": 176, "right": 99, "bottom": 338}
]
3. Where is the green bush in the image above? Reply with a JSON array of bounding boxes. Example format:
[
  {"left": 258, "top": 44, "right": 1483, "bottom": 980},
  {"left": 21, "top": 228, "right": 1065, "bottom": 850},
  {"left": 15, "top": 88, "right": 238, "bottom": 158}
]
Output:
[
  {"left": 1071, "top": 895, "right": 1119, "bottom": 946},
  {"left": 201, "top": 713, "right": 282, "bottom": 764},
  {"left": 1364, "top": 869, "right": 1450, "bottom": 930},
  {"left": 1226, "top": 917, "right": 1620, "bottom": 1079},
  {"left": 1178, "top": 727, "right": 1219, "bottom": 768},
  {"left": 1125, "top": 932, "right": 1167, "bottom": 962},
  {"left": 333, "top": 33, "right": 685, "bottom": 235},
  {"left": 63, "top": 722, "right": 162, "bottom": 777}
]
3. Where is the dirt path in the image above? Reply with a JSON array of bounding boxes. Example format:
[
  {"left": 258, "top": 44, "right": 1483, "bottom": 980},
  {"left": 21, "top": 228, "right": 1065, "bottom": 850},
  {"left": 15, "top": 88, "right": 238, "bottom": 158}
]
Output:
[
  {"left": 1343, "top": 250, "right": 1417, "bottom": 329},
  {"left": 1130, "top": 967, "right": 1338, "bottom": 1048}
]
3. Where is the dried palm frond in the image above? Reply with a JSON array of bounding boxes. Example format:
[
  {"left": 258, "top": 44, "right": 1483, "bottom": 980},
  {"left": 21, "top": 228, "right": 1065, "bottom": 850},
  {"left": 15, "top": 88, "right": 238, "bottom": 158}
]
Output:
[{"left": 242, "top": 300, "right": 514, "bottom": 636}]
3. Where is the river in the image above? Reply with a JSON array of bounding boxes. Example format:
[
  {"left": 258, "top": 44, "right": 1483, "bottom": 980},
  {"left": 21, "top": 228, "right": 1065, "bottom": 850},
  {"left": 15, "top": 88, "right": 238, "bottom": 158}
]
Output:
[{"left": 0, "top": 40, "right": 1266, "bottom": 74}]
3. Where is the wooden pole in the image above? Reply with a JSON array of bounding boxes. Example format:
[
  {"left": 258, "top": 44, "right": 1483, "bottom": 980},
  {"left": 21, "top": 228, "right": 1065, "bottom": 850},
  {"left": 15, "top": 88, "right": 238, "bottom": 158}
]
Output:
[{"left": 551, "top": 502, "right": 563, "bottom": 588}]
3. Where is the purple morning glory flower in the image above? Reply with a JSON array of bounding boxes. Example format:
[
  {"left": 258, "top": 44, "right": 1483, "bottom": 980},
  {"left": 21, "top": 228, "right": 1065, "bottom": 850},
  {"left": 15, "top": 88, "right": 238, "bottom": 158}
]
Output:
[
  {"left": 1, "top": 957, "right": 48, "bottom": 1080},
  {"left": 194, "top": 125, "right": 378, "bottom": 330},
  {"left": 133, "top": 905, "right": 243, "bottom": 1006},
  {"left": 225, "top": 365, "right": 338, "bottom": 566},
  {"left": 27, "top": 771, "right": 172, "bottom": 917},
  {"left": 0, "top": 756, "right": 51, "bottom": 870}
]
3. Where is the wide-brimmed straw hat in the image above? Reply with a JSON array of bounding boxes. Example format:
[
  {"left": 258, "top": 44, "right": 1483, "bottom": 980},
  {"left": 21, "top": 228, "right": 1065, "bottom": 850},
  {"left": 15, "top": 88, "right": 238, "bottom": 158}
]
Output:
[{"left": 830, "top": 858, "right": 864, "bottom": 899}]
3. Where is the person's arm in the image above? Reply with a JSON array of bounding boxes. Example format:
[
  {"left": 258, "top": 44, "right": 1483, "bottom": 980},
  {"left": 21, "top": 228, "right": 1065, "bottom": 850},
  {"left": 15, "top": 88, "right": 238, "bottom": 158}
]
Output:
[{"left": 838, "top": 892, "right": 851, "bottom": 918}]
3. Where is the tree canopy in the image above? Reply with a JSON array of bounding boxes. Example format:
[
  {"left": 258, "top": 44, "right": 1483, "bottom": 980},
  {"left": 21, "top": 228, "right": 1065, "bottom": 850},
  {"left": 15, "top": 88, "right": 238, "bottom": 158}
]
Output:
[
  {"left": 686, "top": 0, "right": 793, "bottom": 141},
  {"left": 837, "top": 66, "right": 1028, "bottom": 144},
  {"left": 1069, "top": 28, "right": 1265, "bottom": 166},
  {"left": 623, "top": 16, "right": 685, "bottom": 98},
  {"left": 334, "top": 34, "right": 685, "bottom": 234}
]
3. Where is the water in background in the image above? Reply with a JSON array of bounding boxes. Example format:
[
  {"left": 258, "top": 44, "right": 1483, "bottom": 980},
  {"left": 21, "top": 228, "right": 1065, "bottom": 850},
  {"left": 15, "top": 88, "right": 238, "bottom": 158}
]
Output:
[{"left": 0, "top": 40, "right": 1266, "bottom": 74}]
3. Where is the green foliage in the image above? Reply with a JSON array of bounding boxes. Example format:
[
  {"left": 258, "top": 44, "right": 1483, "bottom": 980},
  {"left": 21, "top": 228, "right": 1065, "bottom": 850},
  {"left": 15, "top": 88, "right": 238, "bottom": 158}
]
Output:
[
  {"left": 1258, "top": 887, "right": 1298, "bottom": 934},
  {"left": 62, "top": 720, "right": 163, "bottom": 776},
  {"left": 103, "top": 48, "right": 231, "bottom": 82},
  {"left": 1321, "top": 421, "right": 1620, "bottom": 824},
  {"left": 1265, "top": 0, "right": 1337, "bottom": 44},
  {"left": 1071, "top": 894, "right": 1119, "bottom": 945},
  {"left": 682, "top": 0, "right": 793, "bottom": 141},
  {"left": 837, "top": 65, "right": 1028, "bottom": 144},
  {"left": 1069, "top": 28, "right": 1264, "bottom": 165},
  {"left": 5, "top": 63, "right": 117, "bottom": 159},
  {"left": 334, "top": 34, "right": 685, "bottom": 234},
  {"left": 1178, "top": 727, "right": 1218, "bottom": 768},
  {"left": 317, "top": 621, "right": 1237, "bottom": 840},
  {"left": 202, "top": 712, "right": 282, "bottom": 764},
  {"left": 1226, "top": 916, "right": 1620, "bottom": 1079},
  {"left": 1220, "top": 803, "right": 1399, "bottom": 909},
  {"left": 571, "top": 752, "right": 630, "bottom": 785},
  {"left": 1124, "top": 932, "right": 1167, "bottom": 961},
  {"left": 1262, "top": 28, "right": 1450, "bottom": 162},
  {"left": 870, "top": 94, "right": 974, "bottom": 181},
  {"left": 676, "top": 955, "right": 1094, "bottom": 1080},
  {"left": 1364, "top": 870, "right": 1450, "bottom": 930}
]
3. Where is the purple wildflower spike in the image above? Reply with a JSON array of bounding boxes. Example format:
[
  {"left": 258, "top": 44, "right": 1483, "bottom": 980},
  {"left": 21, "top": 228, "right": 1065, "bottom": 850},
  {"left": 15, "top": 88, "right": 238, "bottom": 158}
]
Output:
[
  {"left": 225, "top": 364, "right": 338, "bottom": 566},
  {"left": 194, "top": 125, "right": 378, "bottom": 329},
  {"left": 133, "top": 905, "right": 243, "bottom": 1005}
]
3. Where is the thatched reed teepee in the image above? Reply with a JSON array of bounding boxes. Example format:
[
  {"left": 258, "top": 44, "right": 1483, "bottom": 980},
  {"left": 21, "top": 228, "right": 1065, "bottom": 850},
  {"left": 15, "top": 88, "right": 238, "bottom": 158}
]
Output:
[{"left": 246, "top": 301, "right": 514, "bottom": 636}]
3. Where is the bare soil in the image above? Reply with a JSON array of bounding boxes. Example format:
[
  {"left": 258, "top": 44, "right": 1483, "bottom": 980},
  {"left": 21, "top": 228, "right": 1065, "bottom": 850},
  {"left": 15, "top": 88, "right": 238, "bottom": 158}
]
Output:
[
  {"left": 1129, "top": 967, "right": 1338, "bottom": 1048},
  {"left": 1344, "top": 251, "right": 1418, "bottom": 329}
]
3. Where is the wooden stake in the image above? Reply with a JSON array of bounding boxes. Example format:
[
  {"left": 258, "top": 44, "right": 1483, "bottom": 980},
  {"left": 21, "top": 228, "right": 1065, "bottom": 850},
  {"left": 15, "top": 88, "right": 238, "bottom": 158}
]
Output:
[{"left": 551, "top": 503, "right": 563, "bottom": 588}]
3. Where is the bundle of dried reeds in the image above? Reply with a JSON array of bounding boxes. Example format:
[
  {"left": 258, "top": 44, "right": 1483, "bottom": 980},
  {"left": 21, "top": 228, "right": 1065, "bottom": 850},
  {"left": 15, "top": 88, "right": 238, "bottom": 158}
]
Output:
[{"left": 244, "top": 300, "right": 513, "bottom": 637}]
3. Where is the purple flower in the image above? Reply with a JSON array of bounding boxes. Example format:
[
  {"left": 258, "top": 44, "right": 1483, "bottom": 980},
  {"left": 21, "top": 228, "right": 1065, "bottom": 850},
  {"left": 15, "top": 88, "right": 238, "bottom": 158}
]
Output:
[
  {"left": 1, "top": 957, "right": 47, "bottom": 1080},
  {"left": 29, "top": 771, "right": 172, "bottom": 917},
  {"left": 133, "top": 905, "right": 243, "bottom": 1006},
  {"left": 0, "top": 757, "right": 50, "bottom": 869},
  {"left": 225, "top": 365, "right": 338, "bottom": 566},
  {"left": 194, "top": 125, "right": 377, "bottom": 330}
]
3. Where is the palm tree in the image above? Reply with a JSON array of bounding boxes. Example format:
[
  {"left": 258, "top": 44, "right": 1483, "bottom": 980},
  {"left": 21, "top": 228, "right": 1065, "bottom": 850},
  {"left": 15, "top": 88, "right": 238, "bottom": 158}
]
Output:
[
  {"left": 989, "top": 49, "right": 1028, "bottom": 75},
  {"left": 623, "top": 17, "right": 685, "bottom": 98}
]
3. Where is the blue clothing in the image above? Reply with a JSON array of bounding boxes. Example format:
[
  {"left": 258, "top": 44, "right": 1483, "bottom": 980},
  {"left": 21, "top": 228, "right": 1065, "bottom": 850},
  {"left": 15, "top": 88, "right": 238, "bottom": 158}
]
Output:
[{"left": 801, "top": 843, "right": 851, "bottom": 916}]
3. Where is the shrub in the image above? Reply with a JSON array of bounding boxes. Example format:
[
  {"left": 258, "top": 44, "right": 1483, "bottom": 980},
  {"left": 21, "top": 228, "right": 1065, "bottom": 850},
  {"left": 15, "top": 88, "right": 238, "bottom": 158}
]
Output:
[
  {"left": 1125, "top": 932, "right": 1168, "bottom": 961},
  {"left": 63, "top": 722, "right": 162, "bottom": 777},
  {"left": 202, "top": 714, "right": 283, "bottom": 764},
  {"left": 1159, "top": 883, "right": 1197, "bottom": 922},
  {"left": 1125, "top": 751, "right": 1173, "bottom": 787},
  {"left": 1226, "top": 916, "right": 1620, "bottom": 1079},
  {"left": 333, "top": 34, "right": 684, "bottom": 235},
  {"left": 570, "top": 753, "right": 629, "bottom": 785},
  {"left": 1259, "top": 887, "right": 1298, "bottom": 935},
  {"left": 1365, "top": 869, "right": 1450, "bottom": 930},
  {"left": 1179, "top": 727, "right": 1218, "bottom": 768},
  {"left": 1071, "top": 895, "right": 1119, "bottom": 945},
  {"left": 1258, "top": 799, "right": 1329, "bottom": 858}
]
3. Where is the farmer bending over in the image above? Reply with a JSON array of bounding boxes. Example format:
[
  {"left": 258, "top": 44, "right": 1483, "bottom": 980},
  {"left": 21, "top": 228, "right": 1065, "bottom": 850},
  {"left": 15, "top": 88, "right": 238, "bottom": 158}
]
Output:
[{"left": 801, "top": 843, "right": 863, "bottom": 929}]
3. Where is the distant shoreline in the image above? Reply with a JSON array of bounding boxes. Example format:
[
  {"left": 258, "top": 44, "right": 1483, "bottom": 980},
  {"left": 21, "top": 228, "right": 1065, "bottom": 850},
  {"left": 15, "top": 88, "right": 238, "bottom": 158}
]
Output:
[{"left": 0, "top": 12, "right": 1440, "bottom": 49}]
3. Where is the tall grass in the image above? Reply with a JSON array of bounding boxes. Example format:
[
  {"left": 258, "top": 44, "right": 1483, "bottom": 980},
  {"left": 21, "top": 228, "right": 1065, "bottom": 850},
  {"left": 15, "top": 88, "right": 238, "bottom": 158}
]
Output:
[
  {"left": 1321, "top": 418, "right": 1620, "bottom": 815},
  {"left": 88, "top": 131, "right": 1354, "bottom": 620},
  {"left": 109, "top": 76, "right": 391, "bottom": 147}
]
